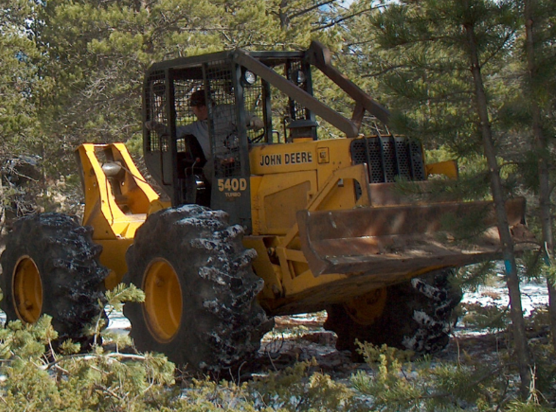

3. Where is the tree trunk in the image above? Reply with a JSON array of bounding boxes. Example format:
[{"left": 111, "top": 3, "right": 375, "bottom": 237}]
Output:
[
  {"left": 549, "top": 283, "right": 556, "bottom": 350},
  {"left": 278, "top": 0, "right": 290, "bottom": 29},
  {"left": 463, "top": 18, "right": 532, "bottom": 397},
  {"left": 0, "top": 169, "right": 5, "bottom": 238},
  {"left": 524, "top": 0, "right": 556, "bottom": 353}
]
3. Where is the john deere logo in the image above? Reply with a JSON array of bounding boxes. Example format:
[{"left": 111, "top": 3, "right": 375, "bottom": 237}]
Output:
[{"left": 259, "top": 151, "right": 313, "bottom": 166}]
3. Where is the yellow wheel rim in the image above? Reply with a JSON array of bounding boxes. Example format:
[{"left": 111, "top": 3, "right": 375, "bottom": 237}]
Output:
[
  {"left": 344, "top": 288, "right": 387, "bottom": 326},
  {"left": 13, "top": 256, "right": 43, "bottom": 323},
  {"left": 143, "top": 259, "right": 183, "bottom": 343}
]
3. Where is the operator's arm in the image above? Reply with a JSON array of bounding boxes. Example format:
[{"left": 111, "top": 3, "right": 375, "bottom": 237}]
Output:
[
  {"left": 145, "top": 121, "right": 210, "bottom": 159},
  {"left": 176, "top": 123, "right": 199, "bottom": 137},
  {"left": 177, "top": 122, "right": 211, "bottom": 159}
]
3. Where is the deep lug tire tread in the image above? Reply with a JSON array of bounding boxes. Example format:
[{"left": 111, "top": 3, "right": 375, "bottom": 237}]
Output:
[
  {"left": 325, "top": 268, "right": 462, "bottom": 356},
  {"left": 0, "top": 213, "right": 108, "bottom": 344},
  {"left": 123, "top": 204, "right": 272, "bottom": 373}
]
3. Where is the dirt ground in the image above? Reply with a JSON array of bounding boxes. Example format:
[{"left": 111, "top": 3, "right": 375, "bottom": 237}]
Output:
[
  {"left": 237, "top": 284, "right": 551, "bottom": 381},
  {"left": 1, "top": 229, "right": 550, "bottom": 382},
  {"left": 245, "top": 313, "right": 520, "bottom": 380}
]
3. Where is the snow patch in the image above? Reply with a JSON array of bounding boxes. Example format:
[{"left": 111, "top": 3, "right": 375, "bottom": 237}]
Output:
[
  {"left": 462, "top": 279, "right": 549, "bottom": 316},
  {"left": 199, "top": 267, "right": 227, "bottom": 286}
]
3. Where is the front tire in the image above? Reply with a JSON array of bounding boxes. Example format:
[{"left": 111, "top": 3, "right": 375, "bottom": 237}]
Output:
[
  {"left": 325, "top": 269, "right": 462, "bottom": 356},
  {"left": 123, "top": 205, "right": 272, "bottom": 373},
  {"left": 0, "top": 213, "right": 108, "bottom": 344}
]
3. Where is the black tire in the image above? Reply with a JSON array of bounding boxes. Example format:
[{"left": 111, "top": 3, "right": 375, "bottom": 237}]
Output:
[
  {"left": 0, "top": 213, "right": 108, "bottom": 345},
  {"left": 123, "top": 205, "right": 272, "bottom": 373},
  {"left": 325, "top": 269, "right": 462, "bottom": 357}
]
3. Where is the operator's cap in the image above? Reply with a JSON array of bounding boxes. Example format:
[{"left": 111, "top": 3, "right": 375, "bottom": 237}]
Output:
[{"left": 189, "top": 90, "right": 206, "bottom": 107}]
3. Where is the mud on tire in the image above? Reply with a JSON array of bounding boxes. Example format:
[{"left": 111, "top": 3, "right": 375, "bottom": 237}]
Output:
[
  {"left": 325, "top": 268, "right": 462, "bottom": 357},
  {"left": 123, "top": 205, "right": 272, "bottom": 373},
  {"left": 0, "top": 213, "right": 108, "bottom": 345}
]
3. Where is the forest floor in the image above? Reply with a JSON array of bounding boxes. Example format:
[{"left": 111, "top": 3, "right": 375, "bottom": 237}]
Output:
[
  {"left": 104, "top": 277, "right": 550, "bottom": 382},
  {"left": 0, "top": 230, "right": 550, "bottom": 380}
]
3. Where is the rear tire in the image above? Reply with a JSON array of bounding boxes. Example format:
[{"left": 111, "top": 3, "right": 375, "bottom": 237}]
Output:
[
  {"left": 325, "top": 269, "right": 462, "bottom": 357},
  {"left": 123, "top": 205, "right": 272, "bottom": 373},
  {"left": 0, "top": 213, "right": 108, "bottom": 345}
]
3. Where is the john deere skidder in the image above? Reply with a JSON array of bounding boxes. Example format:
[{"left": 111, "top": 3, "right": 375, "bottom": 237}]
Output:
[{"left": 1, "top": 42, "right": 529, "bottom": 372}]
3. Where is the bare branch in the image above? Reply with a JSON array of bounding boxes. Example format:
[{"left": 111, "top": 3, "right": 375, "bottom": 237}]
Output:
[
  {"left": 311, "top": 5, "right": 384, "bottom": 32},
  {"left": 289, "top": 0, "right": 337, "bottom": 20}
]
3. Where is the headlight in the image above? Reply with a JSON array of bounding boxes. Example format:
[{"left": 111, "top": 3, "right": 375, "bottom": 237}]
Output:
[
  {"left": 242, "top": 70, "right": 257, "bottom": 85},
  {"left": 292, "top": 69, "right": 306, "bottom": 85}
]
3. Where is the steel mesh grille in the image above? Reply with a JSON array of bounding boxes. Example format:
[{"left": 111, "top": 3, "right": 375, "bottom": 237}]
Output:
[
  {"left": 243, "top": 79, "right": 264, "bottom": 143},
  {"left": 174, "top": 79, "right": 203, "bottom": 153},
  {"left": 145, "top": 71, "right": 166, "bottom": 152},
  {"left": 382, "top": 137, "right": 396, "bottom": 182},
  {"left": 287, "top": 60, "right": 309, "bottom": 121},
  {"left": 368, "top": 139, "right": 385, "bottom": 183},
  {"left": 350, "top": 136, "right": 426, "bottom": 183},
  {"left": 205, "top": 61, "right": 241, "bottom": 177},
  {"left": 395, "top": 137, "right": 411, "bottom": 180},
  {"left": 410, "top": 140, "right": 426, "bottom": 180}
]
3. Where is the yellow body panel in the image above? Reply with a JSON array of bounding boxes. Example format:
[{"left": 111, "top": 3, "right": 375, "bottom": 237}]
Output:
[
  {"left": 77, "top": 139, "right": 475, "bottom": 315},
  {"left": 96, "top": 238, "right": 135, "bottom": 290},
  {"left": 77, "top": 144, "right": 162, "bottom": 287},
  {"left": 426, "top": 160, "right": 459, "bottom": 179},
  {"left": 250, "top": 138, "right": 353, "bottom": 187},
  {"left": 252, "top": 171, "right": 316, "bottom": 235},
  {"left": 249, "top": 138, "right": 363, "bottom": 235},
  {"left": 248, "top": 138, "right": 401, "bottom": 312}
]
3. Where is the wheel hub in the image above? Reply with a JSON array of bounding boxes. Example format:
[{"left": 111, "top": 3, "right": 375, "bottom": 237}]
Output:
[
  {"left": 13, "top": 256, "right": 43, "bottom": 323},
  {"left": 142, "top": 259, "right": 183, "bottom": 343},
  {"left": 344, "top": 288, "right": 387, "bottom": 326}
]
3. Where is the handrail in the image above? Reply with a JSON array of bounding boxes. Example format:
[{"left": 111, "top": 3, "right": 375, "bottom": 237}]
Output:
[
  {"left": 233, "top": 50, "right": 360, "bottom": 137},
  {"left": 233, "top": 41, "right": 391, "bottom": 137},
  {"left": 306, "top": 41, "right": 391, "bottom": 125}
]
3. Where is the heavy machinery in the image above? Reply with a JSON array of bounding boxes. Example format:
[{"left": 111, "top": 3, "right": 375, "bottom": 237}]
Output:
[{"left": 0, "top": 42, "right": 529, "bottom": 372}]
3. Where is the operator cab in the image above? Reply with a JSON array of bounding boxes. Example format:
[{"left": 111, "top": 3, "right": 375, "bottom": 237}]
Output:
[
  {"left": 142, "top": 49, "right": 316, "bottom": 230},
  {"left": 142, "top": 42, "right": 392, "bottom": 230}
]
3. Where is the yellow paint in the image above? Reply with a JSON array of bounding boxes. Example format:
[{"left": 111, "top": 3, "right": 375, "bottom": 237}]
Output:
[
  {"left": 142, "top": 259, "right": 183, "bottom": 342},
  {"left": 76, "top": 137, "right": 456, "bottom": 315},
  {"left": 96, "top": 238, "right": 135, "bottom": 289},
  {"left": 248, "top": 137, "right": 379, "bottom": 299},
  {"left": 76, "top": 143, "right": 160, "bottom": 288},
  {"left": 243, "top": 236, "right": 284, "bottom": 300},
  {"left": 13, "top": 256, "right": 43, "bottom": 323},
  {"left": 249, "top": 138, "right": 352, "bottom": 181},
  {"left": 426, "top": 160, "right": 459, "bottom": 179},
  {"left": 344, "top": 289, "right": 387, "bottom": 325}
]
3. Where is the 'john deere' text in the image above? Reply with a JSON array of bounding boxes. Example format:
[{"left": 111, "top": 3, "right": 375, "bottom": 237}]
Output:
[{"left": 259, "top": 151, "right": 313, "bottom": 166}]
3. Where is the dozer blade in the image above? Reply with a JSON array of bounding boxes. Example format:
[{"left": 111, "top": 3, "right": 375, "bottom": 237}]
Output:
[{"left": 297, "top": 198, "right": 530, "bottom": 279}]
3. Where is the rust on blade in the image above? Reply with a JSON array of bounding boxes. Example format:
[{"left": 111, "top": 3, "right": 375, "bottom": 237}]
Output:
[{"left": 297, "top": 198, "right": 528, "bottom": 277}]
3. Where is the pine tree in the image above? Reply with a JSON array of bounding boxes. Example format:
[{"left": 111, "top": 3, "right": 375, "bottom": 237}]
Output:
[
  {"left": 354, "top": 0, "right": 534, "bottom": 396},
  {"left": 0, "top": 0, "right": 50, "bottom": 223},
  {"left": 28, "top": 0, "right": 345, "bottom": 181},
  {"left": 521, "top": 0, "right": 556, "bottom": 353},
  {"left": 0, "top": 0, "right": 43, "bottom": 155}
]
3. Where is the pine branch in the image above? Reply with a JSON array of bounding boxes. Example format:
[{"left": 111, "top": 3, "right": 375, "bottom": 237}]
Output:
[
  {"left": 289, "top": 0, "right": 337, "bottom": 20},
  {"left": 94, "top": 384, "right": 125, "bottom": 401},
  {"left": 480, "top": 31, "right": 515, "bottom": 69},
  {"left": 416, "top": 365, "right": 507, "bottom": 401},
  {"left": 311, "top": 5, "right": 384, "bottom": 32},
  {"left": 345, "top": 39, "right": 379, "bottom": 48},
  {"left": 360, "top": 64, "right": 412, "bottom": 78},
  {"left": 44, "top": 352, "right": 149, "bottom": 370}
]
